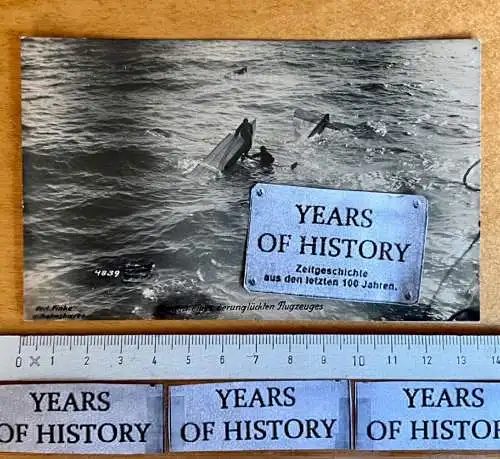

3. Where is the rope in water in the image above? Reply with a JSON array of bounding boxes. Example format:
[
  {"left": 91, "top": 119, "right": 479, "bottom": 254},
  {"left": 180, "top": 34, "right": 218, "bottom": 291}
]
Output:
[
  {"left": 428, "top": 230, "right": 480, "bottom": 308},
  {"left": 428, "top": 159, "right": 480, "bottom": 309},
  {"left": 462, "top": 159, "right": 481, "bottom": 192}
]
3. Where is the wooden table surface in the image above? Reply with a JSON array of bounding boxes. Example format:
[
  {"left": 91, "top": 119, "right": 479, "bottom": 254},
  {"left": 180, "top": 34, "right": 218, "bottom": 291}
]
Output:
[{"left": 0, "top": 0, "right": 499, "bottom": 457}]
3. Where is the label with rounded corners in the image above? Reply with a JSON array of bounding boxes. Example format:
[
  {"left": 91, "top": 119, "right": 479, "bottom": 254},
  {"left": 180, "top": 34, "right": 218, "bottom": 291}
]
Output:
[{"left": 245, "top": 183, "right": 428, "bottom": 304}]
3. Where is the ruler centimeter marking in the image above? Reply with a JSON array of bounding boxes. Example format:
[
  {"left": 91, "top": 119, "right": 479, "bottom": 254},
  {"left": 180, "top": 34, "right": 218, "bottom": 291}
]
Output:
[{"left": 2, "top": 334, "right": 500, "bottom": 381}]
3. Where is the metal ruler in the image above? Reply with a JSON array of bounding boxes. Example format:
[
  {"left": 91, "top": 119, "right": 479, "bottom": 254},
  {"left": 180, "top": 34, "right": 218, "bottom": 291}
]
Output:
[{"left": 4, "top": 334, "right": 500, "bottom": 381}]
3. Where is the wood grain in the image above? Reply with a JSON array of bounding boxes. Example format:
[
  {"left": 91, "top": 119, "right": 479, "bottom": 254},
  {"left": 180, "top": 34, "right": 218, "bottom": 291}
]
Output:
[{"left": 0, "top": 0, "right": 498, "bottom": 456}]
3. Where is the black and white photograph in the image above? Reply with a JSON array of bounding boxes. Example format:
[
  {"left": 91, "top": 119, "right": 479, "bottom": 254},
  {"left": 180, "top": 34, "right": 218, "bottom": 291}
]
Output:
[{"left": 22, "top": 38, "right": 480, "bottom": 321}]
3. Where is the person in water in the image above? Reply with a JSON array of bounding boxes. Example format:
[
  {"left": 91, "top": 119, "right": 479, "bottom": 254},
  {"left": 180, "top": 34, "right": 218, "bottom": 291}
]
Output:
[
  {"left": 235, "top": 118, "right": 253, "bottom": 156},
  {"left": 308, "top": 113, "right": 330, "bottom": 138},
  {"left": 234, "top": 66, "right": 247, "bottom": 75},
  {"left": 245, "top": 145, "right": 275, "bottom": 167}
]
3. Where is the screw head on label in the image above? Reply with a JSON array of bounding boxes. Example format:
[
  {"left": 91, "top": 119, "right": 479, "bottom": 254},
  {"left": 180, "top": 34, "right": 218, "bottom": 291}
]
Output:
[
  {"left": 413, "top": 200, "right": 420, "bottom": 209},
  {"left": 256, "top": 189, "right": 263, "bottom": 197},
  {"left": 404, "top": 292, "right": 412, "bottom": 301},
  {"left": 248, "top": 278, "right": 256, "bottom": 286}
]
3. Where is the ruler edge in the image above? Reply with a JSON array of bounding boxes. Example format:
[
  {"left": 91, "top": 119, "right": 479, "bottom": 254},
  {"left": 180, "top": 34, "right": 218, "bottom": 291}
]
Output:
[{"left": 6, "top": 333, "right": 500, "bottom": 382}]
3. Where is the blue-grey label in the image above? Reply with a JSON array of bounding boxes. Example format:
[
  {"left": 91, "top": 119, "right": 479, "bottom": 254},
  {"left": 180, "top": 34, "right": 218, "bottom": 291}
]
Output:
[
  {"left": 244, "top": 183, "right": 428, "bottom": 304},
  {"left": 169, "top": 380, "right": 350, "bottom": 452},
  {"left": 356, "top": 381, "right": 500, "bottom": 451},
  {"left": 0, "top": 384, "right": 163, "bottom": 454}
]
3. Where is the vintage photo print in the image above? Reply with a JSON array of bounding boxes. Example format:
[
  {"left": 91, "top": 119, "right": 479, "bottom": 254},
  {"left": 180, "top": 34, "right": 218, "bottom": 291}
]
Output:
[{"left": 22, "top": 38, "right": 480, "bottom": 321}]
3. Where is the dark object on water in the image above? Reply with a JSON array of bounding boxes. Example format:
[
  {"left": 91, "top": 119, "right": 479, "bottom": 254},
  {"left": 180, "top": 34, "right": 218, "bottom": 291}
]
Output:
[
  {"left": 121, "top": 261, "right": 156, "bottom": 283},
  {"left": 462, "top": 158, "right": 480, "bottom": 192},
  {"left": 153, "top": 292, "right": 220, "bottom": 319},
  {"left": 92, "top": 260, "right": 156, "bottom": 284},
  {"left": 246, "top": 145, "right": 275, "bottom": 166},
  {"left": 447, "top": 306, "right": 480, "bottom": 321},
  {"left": 230, "top": 118, "right": 254, "bottom": 168},
  {"left": 235, "top": 118, "right": 253, "bottom": 143},
  {"left": 234, "top": 66, "right": 247, "bottom": 75},
  {"left": 294, "top": 108, "right": 353, "bottom": 131},
  {"left": 308, "top": 113, "right": 330, "bottom": 138}
]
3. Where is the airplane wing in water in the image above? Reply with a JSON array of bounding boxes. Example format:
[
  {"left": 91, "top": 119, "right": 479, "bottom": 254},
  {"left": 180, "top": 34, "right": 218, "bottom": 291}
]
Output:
[
  {"left": 194, "top": 119, "right": 257, "bottom": 172},
  {"left": 295, "top": 108, "right": 353, "bottom": 131},
  {"left": 201, "top": 134, "right": 234, "bottom": 171}
]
